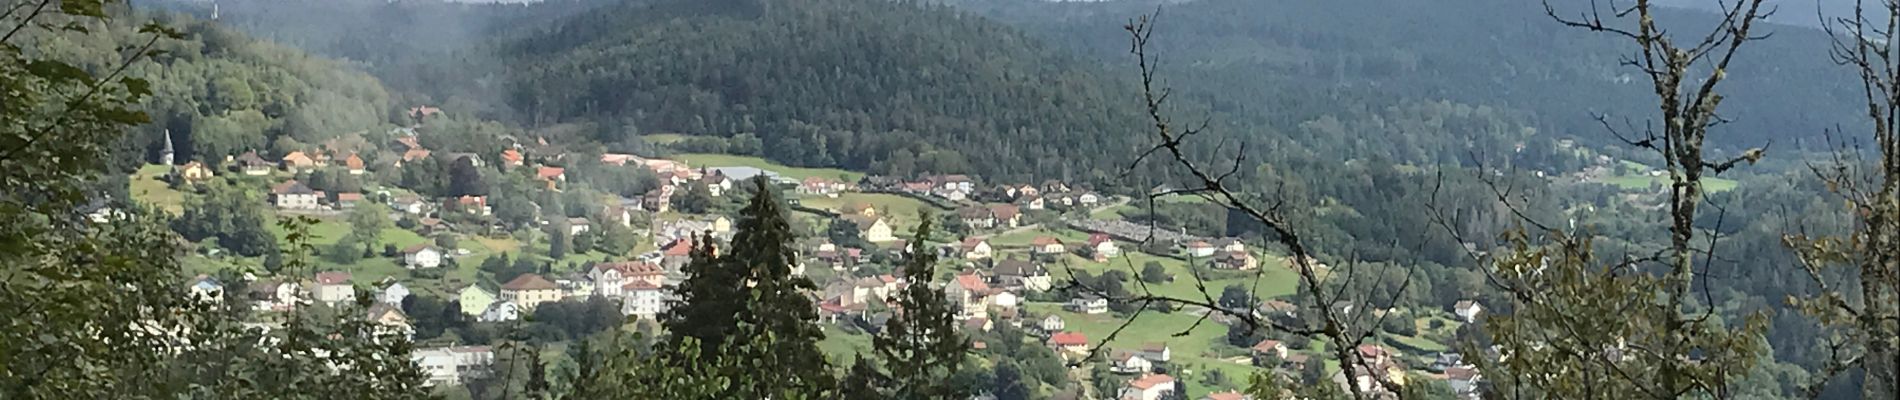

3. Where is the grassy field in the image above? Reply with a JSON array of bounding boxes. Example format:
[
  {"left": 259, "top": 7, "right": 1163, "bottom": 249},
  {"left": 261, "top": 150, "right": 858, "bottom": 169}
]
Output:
[
  {"left": 130, "top": 164, "right": 187, "bottom": 213},
  {"left": 1053, "top": 252, "right": 1300, "bottom": 302},
  {"left": 798, "top": 192, "right": 948, "bottom": 231},
  {"left": 675, "top": 153, "right": 863, "bottom": 181},
  {"left": 818, "top": 327, "right": 875, "bottom": 364},
  {"left": 986, "top": 226, "right": 1093, "bottom": 247},
  {"left": 1597, "top": 174, "right": 1738, "bottom": 192},
  {"left": 642, "top": 133, "right": 689, "bottom": 144},
  {"left": 1024, "top": 302, "right": 1257, "bottom": 397}
]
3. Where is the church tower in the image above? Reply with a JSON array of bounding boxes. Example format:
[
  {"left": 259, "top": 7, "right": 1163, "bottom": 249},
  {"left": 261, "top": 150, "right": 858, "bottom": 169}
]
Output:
[{"left": 159, "top": 129, "right": 175, "bottom": 165}]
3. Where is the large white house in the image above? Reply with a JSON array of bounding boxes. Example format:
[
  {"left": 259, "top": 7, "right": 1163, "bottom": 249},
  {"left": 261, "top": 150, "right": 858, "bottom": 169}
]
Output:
[
  {"left": 402, "top": 244, "right": 442, "bottom": 269},
  {"left": 412, "top": 346, "right": 493, "bottom": 386},
  {"left": 620, "top": 281, "right": 671, "bottom": 320}
]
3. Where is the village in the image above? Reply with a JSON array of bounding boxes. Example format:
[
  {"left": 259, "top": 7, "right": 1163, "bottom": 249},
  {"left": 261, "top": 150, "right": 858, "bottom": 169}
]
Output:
[{"left": 134, "top": 106, "right": 1487, "bottom": 400}]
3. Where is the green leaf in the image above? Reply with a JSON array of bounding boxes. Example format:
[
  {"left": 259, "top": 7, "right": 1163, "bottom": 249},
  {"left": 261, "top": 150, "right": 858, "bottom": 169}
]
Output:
[
  {"left": 59, "top": 0, "right": 106, "bottom": 18},
  {"left": 122, "top": 77, "right": 151, "bottom": 99},
  {"left": 24, "top": 60, "right": 95, "bottom": 85}
]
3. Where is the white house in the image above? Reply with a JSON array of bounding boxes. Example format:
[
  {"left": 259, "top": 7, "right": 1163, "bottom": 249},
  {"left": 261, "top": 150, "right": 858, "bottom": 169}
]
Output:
[
  {"left": 402, "top": 244, "right": 442, "bottom": 269},
  {"left": 271, "top": 180, "right": 321, "bottom": 210},
  {"left": 992, "top": 291, "right": 1019, "bottom": 308},
  {"left": 1454, "top": 300, "right": 1484, "bottom": 323},
  {"left": 312, "top": 272, "right": 354, "bottom": 305},
  {"left": 621, "top": 281, "right": 671, "bottom": 320},
  {"left": 1136, "top": 342, "right": 1172, "bottom": 362},
  {"left": 186, "top": 275, "right": 223, "bottom": 303},
  {"left": 960, "top": 238, "right": 993, "bottom": 260},
  {"left": 993, "top": 259, "right": 1052, "bottom": 292},
  {"left": 1067, "top": 295, "right": 1109, "bottom": 315},
  {"left": 458, "top": 285, "right": 495, "bottom": 316},
  {"left": 1119, "top": 374, "right": 1177, "bottom": 400},
  {"left": 944, "top": 272, "right": 992, "bottom": 320},
  {"left": 412, "top": 346, "right": 494, "bottom": 387},
  {"left": 1039, "top": 315, "right": 1065, "bottom": 332},
  {"left": 479, "top": 301, "right": 521, "bottom": 322},
  {"left": 380, "top": 282, "right": 411, "bottom": 305},
  {"left": 1111, "top": 351, "right": 1154, "bottom": 374}
]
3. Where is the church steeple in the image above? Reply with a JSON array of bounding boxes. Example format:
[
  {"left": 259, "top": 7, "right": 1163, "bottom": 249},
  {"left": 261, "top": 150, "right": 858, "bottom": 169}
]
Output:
[{"left": 159, "top": 129, "right": 175, "bottom": 165}]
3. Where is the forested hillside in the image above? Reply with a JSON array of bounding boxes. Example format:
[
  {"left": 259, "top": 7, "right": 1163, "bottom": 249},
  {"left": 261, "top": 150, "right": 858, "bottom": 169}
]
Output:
[
  {"left": 33, "top": 12, "right": 397, "bottom": 173},
  {"left": 500, "top": 0, "right": 1155, "bottom": 185},
  {"left": 955, "top": 0, "right": 1864, "bottom": 158}
]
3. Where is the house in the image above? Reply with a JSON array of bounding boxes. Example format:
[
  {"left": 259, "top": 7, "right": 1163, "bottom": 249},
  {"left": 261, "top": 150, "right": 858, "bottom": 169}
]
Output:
[
  {"left": 1454, "top": 300, "right": 1484, "bottom": 323},
  {"left": 957, "top": 207, "right": 997, "bottom": 229},
  {"left": 344, "top": 153, "right": 366, "bottom": 175},
  {"left": 1030, "top": 236, "right": 1066, "bottom": 255},
  {"left": 536, "top": 166, "right": 566, "bottom": 188},
  {"left": 408, "top": 105, "right": 443, "bottom": 122},
  {"left": 401, "top": 149, "right": 432, "bottom": 165},
  {"left": 641, "top": 188, "right": 672, "bottom": 213},
  {"left": 927, "top": 174, "right": 975, "bottom": 194},
  {"left": 992, "top": 291, "right": 1020, "bottom": 308},
  {"left": 699, "top": 169, "right": 734, "bottom": 196},
  {"left": 1201, "top": 392, "right": 1251, "bottom": 400},
  {"left": 401, "top": 244, "right": 443, "bottom": 269},
  {"left": 281, "top": 151, "right": 319, "bottom": 171},
  {"left": 392, "top": 195, "right": 428, "bottom": 214},
  {"left": 1076, "top": 192, "right": 1102, "bottom": 207},
  {"left": 500, "top": 149, "right": 524, "bottom": 167},
  {"left": 960, "top": 238, "right": 993, "bottom": 260},
  {"left": 1067, "top": 295, "right": 1109, "bottom": 314},
  {"left": 659, "top": 238, "right": 696, "bottom": 270},
  {"left": 366, "top": 303, "right": 412, "bottom": 336},
  {"left": 590, "top": 261, "right": 665, "bottom": 298},
  {"left": 186, "top": 274, "right": 223, "bottom": 302},
  {"left": 379, "top": 282, "right": 411, "bottom": 305},
  {"left": 312, "top": 271, "right": 354, "bottom": 305},
  {"left": 1111, "top": 350, "right": 1153, "bottom": 374},
  {"left": 993, "top": 259, "right": 1052, "bottom": 292},
  {"left": 988, "top": 204, "right": 1022, "bottom": 228},
  {"left": 335, "top": 192, "right": 365, "bottom": 209},
  {"left": 499, "top": 274, "right": 564, "bottom": 309},
  {"left": 944, "top": 272, "right": 992, "bottom": 320},
  {"left": 1088, "top": 233, "right": 1121, "bottom": 261},
  {"left": 1047, "top": 331, "right": 1089, "bottom": 355},
  {"left": 234, "top": 151, "right": 273, "bottom": 176},
  {"left": 1207, "top": 251, "right": 1259, "bottom": 270},
  {"left": 412, "top": 346, "right": 492, "bottom": 387},
  {"left": 1184, "top": 241, "right": 1216, "bottom": 258},
  {"left": 568, "top": 217, "right": 591, "bottom": 235},
  {"left": 479, "top": 301, "right": 521, "bottom": 322},
  {"left": 270, "top": 180, "right": 321, "bottom": 210},
  {"left": 452, "top": 195, "right": 492, "bottom": 216},
  {"left": 1213, "top": 238, "right": 1247, "bottom": 254},
  {"left": 1445, "top": 366, "right": 1483, "bottom": 398},
  {"left": 1136, "top": 342, "right": 1172, "bottom": 362},
  {"left": 799, "top": 177, "right": 843, "bottom": 195},
  {"left": 1119, "top": 374, "right": 1176, "bottom": 400},
  {"left": 843, "top": 215, "right": 896, "bottom": 243},
  {"left": 1250, "top": 339, "right": 1288, "bottom": 363},
  {"left": 247, "top": 280, "right": 302, "bottom": 312},
  {"left": 458, "top": 285, "right": 496, "bottom": 316},
  {"left": 1017, "top": 195, "right": 1046, "bottom": 211},
  {"left": 1039, "top": 315, "right": 1065, "bottom": 332},
  {"left": 175, "top": 161, "right": 215, "bottom": 182},
  {"left": 620, "top": 281, "right": 671, "bottom": 320},
  {"left": 1255, "top": 300, "right": 1299, "bottom": 321}
]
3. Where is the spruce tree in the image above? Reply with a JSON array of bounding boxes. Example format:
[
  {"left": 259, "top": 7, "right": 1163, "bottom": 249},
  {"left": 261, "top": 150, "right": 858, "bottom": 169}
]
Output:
[
  {"left": 870, "top": 214, "right": 970, "bottom": 398},
  {"left": 659, "top": 177, "right": 832, "bottom": 396}
]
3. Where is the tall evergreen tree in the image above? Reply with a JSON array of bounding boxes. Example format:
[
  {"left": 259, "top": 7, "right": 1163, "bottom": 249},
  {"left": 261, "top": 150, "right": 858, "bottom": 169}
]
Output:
[
  {"left": 869, "top": 214, "right": 970, "bottom": 398},
  {"left": 660, "top": 177, "right": 832, "bottom": 397}
]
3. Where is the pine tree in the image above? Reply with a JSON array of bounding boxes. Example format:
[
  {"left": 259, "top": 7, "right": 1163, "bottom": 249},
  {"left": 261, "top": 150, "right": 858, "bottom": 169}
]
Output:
[
  {"left": 660, "top": 177, "right": 833, "bottom": 397},
  {"left": 870, "top": 214, "right": 970, "bottom": 398}
]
